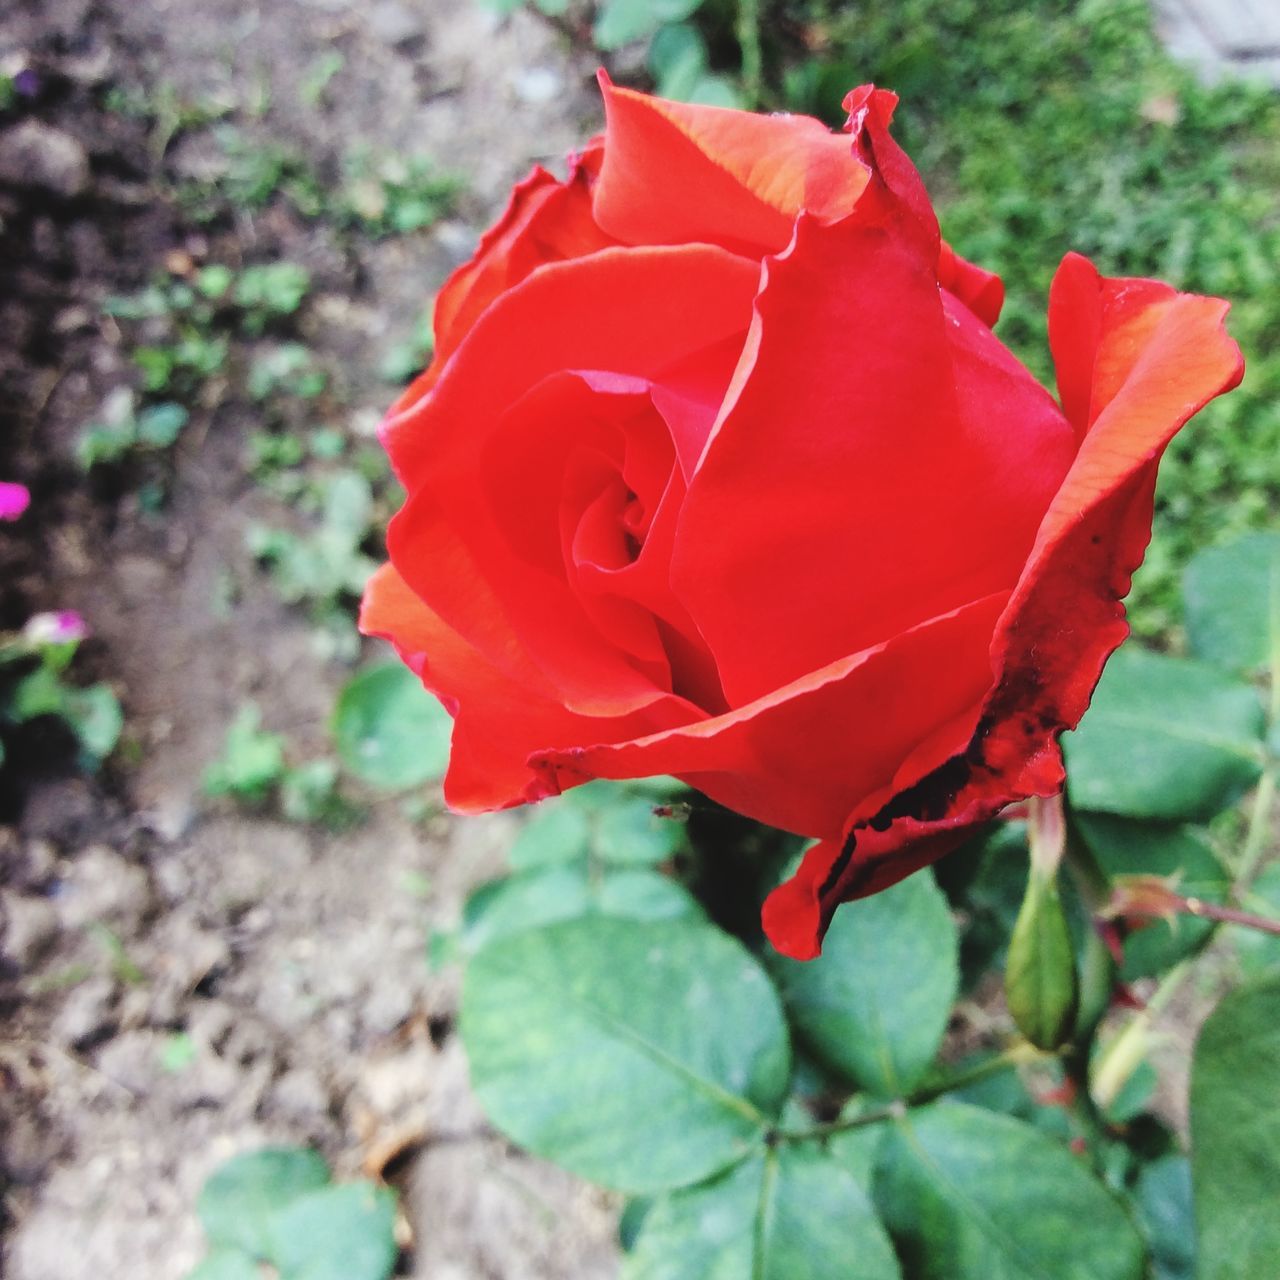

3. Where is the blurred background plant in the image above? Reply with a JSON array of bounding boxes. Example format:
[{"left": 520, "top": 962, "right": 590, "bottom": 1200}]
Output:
[{"left": 0, "top": 487, "right": 122, "bottom": 778}]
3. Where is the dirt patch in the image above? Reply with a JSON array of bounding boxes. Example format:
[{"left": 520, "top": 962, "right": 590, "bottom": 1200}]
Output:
[{"left": 0, "top": 1, "right": 620, "bottom": 1275}]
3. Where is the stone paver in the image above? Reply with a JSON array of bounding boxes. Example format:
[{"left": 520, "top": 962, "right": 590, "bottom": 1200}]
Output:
[{"left": 1155, "top": 0, "right": 1280, "bottom": 87}]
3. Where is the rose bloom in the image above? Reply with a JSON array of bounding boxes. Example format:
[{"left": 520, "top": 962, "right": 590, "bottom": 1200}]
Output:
[{"left": 362, "top": 79, "right": 1242, "bottom": 959}]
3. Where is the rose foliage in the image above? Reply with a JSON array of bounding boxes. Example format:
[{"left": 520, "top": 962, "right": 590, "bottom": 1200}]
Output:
[{"left": 362, "top": 78, "right": 1242, "bottom": 958}]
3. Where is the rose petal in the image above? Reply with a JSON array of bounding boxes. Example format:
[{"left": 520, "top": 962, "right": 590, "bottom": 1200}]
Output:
[
  {"left": 360, "top": 564, "right": 692, "bottom": 811},
  {"left": 391, "top": 143, "right": 614, "bottom": 411},
  {"left": 384, "top": 244, "right": 757, "bottom": 716},
  {"left": 384, "top": 243, "right": 756, "bottom": 483},
  {"left": 763, "top": 252, "right": 1245, "bottom": 959},
  {"left": 938, "top": 240, "right": 1005, "bottom": 328},
  {"left": 597, "top": 78, "right": 1001, "bottom": 331},
  {"left": 594, "top": 76, "right": 871, "bottom": 253},
  {"left": 672, "top": 108, "right": 1075, "bottom": 707},
  {"left": 532, "top": 592, "right": 1005, "bottom": 842},
  {"left": 432, "top": 144, "right": 612, "bottom": 368}
]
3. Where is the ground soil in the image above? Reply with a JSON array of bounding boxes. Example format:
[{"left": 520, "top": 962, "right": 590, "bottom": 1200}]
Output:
[{"left": 0, "top": 1, "right": 623, "bottom": 1275}]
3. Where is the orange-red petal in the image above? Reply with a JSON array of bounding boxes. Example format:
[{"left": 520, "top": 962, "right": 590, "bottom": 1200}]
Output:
[
  {"left": 594, "top": 76, "right": 871, "bottom": 254},
  {"left": 532, "top": 592, "right": 1005, "bottom": 843},
  {"left": 384, "top": 244, "right": 758, "bottom": 717},
  {"left": 390, "top": 142, "right": 614, "bottom": 414},
  {"left": 360, "top": 564, "right": 691, "bottom": 811}
]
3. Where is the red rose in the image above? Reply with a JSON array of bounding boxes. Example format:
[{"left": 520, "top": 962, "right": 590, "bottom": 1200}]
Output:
[{"left": 361, "top": 78, "right": 1243, "bottom": 959}]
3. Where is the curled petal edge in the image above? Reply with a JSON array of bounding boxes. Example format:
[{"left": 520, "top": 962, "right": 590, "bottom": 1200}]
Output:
[{"left": 389, "top": 141, "right": 611, "bottom": 424}]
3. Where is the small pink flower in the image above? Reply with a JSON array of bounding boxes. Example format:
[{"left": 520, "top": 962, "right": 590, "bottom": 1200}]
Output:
[
  {"left": 0, "top": 483, "right": 30, "bottom": 521},
  {"left": 23, "top": 611, "right": 89, "bottom": 645}
]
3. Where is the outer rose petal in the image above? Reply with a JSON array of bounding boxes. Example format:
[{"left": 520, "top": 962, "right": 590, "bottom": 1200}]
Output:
[
  {"left": 938, "top": 240, "right": 1005, "bottom": 328},
  {"left": 360, "top": 565, "right": 692, "bottom": 811},
  {"left": 532, "top": 592, "right": 1006, "bottom": 842},
  {"left": 763, "top": 252, "right": 1245, "bottom": 960},
  {"left": 594, "top": 76, "right": 869, "bottom": 253},
  {"left": 391, "top": 142, "right": 614, "bottom": 410},
  {"left": 594, "top": 77, "right": 996, "bottom": 322}
]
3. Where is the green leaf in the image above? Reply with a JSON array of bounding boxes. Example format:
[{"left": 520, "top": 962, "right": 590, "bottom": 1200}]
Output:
[
  {"left": 462, "top": 867, "right": 594, "bottom": 951},
  {"left": 321, "top": 471, "right": 373, "bottom": 541},
  {"left": 1063, "top": 647, "right": 1264, "bottom": 822},
  {"left": 616, "top": 775, "right": 689, "bottom": 801},
  {"left": 1099, "top": 1057, "right": 1157, "bottom": 1125},
  {"left": 265, "top": 1181, "right": 398, "bottom": 1280},
  {"left": 1073, "top": 814, "right": 1228, "bottom": 979},
  {"left": 464, "top": 862, "right": 700, "bottom": 951},
  {"left": 333, "top": 663, "right": 451, "bottom": 790},
  {"left": 464, "top": 864, "right": 701, "bottom": 953},
  {"left": 9, "top": 665, "right": 66, "bottom": 720},
  {"left": 247, "top": 342, "right": 325, "bottom": 399},
  {"left": 503, "top": 787, "right": 691, "bottom": 907},
  {"left": 938, "top": 822, "right": 1029, "bottom": 988},
  {"left": 197, "top": 1147, "right": 331, "bottom": 1257},
  {"left": 1134, "top": 1155, "right": 1195, "bottom": 1280},
  {"left": 937, "top": 1053, "right": 1038, "bottom": 1121},
  {"left": 185, "top": 1251, "right": 262, "bottom": 1280},
  {"left": 596, "top": 868, "right": 699, "bottom": 920},
  {"left": 1183, "top": 532, "right": 1280, "bottom": 673},
  {"left": 772, "top": 872, "right": 957, "bottom": 1097},
  {"left": 875, "top": 1102, "right": 1145, "bottom": 1279},
  {"left": 203, "top": 703, "right": 286, "bottom": 800},
  {"left": 623, "top": 1145, "right": 901, "bottom": 1279},
  {"left": 1190, "top": 974, "right": 1280, "bottom": 1279},
  {"left": 78, "top": 420, "right": 136, "bottom": 468},
  {"left": 159, "top": 1031, "right": 198, "bottom": 1073},
  {"left": 648, "top": 23, "right": 707, "bottom": 101},
  {"left": 136, "top": 402, "right": 189, "bottom": 448},
  {"left": 196, "top": 264, "right": 234, "bottom": 299},
  {"left": 827, "top": 1103, "right": 890, "bottom": 1194},
  {"left": 63, "top": 682, "right": 124, "bottom": 762},
  {"left": 509, "top": 800, "right": 592, "bottom": 869},
  {"left": 10, "top": 666, "right": 124, "bottom": 765},
  {"left": 1004, "top": 870, "right": 1078, "bottom": 1050},
  {"left": 134, "top": 345, "right": 176, "bottom": 392},
  {"left": 619, "top": 1196, "right": 653, "bottom": 1252},
  {"left": 595, "top": 794, "right": 687, "bottom": 865},
  {"left": 234, "top": 261, "right": 311, "bottom": 317},
  {"left": 593, "top": 0, "right": 705, "bottom": 50},
  {"left": 280, "top": 758, "right": 347, "bottom": 825},
  {"left": 686, "top": 75, "right": 742, "bottom": 108},
  {"left": 461, "top": 916, "right": 789, "bottom": 1192}
]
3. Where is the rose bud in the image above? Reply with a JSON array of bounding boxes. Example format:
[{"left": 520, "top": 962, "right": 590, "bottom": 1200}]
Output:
[{"left": 362, "top": 78, "right": 1243, "bottom": 959}]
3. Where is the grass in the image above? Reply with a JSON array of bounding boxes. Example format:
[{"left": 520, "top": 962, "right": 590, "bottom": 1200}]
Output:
[{"left": 766, "top": 0, "right": 1280, "bottom": 638}]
